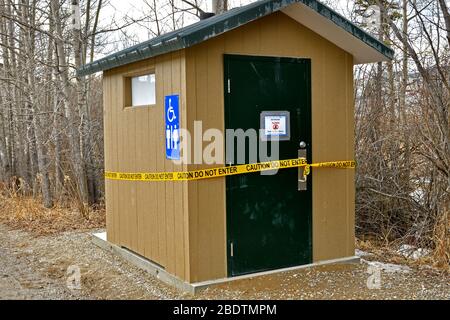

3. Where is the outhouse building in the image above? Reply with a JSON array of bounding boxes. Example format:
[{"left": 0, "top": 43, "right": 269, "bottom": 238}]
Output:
[{"left": 80, "top": 0, "right": 393, "bottom": 288}]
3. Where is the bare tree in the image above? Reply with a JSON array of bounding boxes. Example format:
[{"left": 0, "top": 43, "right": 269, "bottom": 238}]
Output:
[
  {"left": 212, "top": 0, "right": 228, "bottom": 14},
  {"left": 354, "top": 0, "right": 448, "bottom": 266}
]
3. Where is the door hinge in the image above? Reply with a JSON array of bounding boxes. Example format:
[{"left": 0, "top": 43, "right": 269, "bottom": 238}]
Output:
[
  {"left": 230, "top": 242, "right": 234, "bottom": 257},
  {"left": 227, "top": 79, "right": 231, "bottom": 94}
]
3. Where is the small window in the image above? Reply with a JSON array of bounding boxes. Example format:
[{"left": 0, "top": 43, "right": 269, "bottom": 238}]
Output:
[{"left": 126, "top": 73, "right": 156, "bottom": 107}]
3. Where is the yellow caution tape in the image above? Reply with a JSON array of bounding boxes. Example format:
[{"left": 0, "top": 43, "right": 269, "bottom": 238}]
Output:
[{"left": 104, "top": 159, "right": 355, "bottom": 182}]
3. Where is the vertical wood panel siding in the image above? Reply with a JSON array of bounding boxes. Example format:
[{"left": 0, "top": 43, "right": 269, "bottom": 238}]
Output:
[{"left": 104, "top": 52, "right": 189, "bottom": 280}]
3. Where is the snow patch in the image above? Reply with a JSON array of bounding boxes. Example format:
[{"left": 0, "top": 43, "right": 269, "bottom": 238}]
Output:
[
  {"left": 355, "top": 249, "right": 373, "bottom": 257},
  {"left": 398, "top": 245, "right": 431, "bottom": 260},
  {"left": 363, "top": 260, "right": 412, "bottom": 273}
]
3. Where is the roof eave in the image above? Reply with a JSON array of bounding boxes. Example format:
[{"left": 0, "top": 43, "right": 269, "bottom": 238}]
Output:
[
  {"left": 282, "top": 2, "right": 393, "bottom": 64},
  {"left": 77, "top": 37, "right": 186, "bottom": 77}
]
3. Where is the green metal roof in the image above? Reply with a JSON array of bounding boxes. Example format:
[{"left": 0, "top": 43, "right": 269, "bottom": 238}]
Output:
[{"left": 78, "top": 0, "right": 394, "bottom": 76}]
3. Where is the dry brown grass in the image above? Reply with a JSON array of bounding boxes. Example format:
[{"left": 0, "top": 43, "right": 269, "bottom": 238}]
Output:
[
  {"left": 431, "top": 211, "right": 450, "bottom": 271},
  {"left": 357, "top": 237, "right": 449, "bottom": 274},
  {"left": 0, "top": 189, "right": 105, "bottom": 236}
]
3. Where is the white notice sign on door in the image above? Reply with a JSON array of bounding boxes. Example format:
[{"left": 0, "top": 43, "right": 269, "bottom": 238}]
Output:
[{"left": 264, "top": 115, "right": 287, "bottom": 136}]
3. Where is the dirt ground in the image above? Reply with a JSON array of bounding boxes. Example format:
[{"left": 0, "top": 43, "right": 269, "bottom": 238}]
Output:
[{"left": 0, "top": 223, "right": 448, "bottom": 300}]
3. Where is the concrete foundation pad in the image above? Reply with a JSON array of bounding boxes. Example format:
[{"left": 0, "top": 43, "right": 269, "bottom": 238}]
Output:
[{"left": 91, "top": 232, "right": 360, "bottom": 295}]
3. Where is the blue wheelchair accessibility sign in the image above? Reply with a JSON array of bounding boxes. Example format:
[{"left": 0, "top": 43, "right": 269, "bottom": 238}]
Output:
[{"left": 165, "top": 95, "right": 180, "bottom": 160}]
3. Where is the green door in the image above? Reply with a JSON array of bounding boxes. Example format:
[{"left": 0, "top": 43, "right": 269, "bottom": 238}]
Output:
[{"left": 224, "top": 54, "right": 312, "bottom": 277}]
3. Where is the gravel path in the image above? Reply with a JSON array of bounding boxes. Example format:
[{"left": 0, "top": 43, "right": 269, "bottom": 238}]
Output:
[
  {"left": 0, "top": 224, "right": 448, "bottom": 300},
  {"left": 0, "top": 225, "right": 78, "bottom": 299}
]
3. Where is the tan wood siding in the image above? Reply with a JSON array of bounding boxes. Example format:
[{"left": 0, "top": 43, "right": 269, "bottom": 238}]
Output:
[
  {"left": 103, "top": 52, "right": 189, "bottom": 280},
  {"left": 104, "top": 74, "right": 114, "bottom": 243},
  {"left": 185, "top": 37, "right": 228, "bottom": 282}
]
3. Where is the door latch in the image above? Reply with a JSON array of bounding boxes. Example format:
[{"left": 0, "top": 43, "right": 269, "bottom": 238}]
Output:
[{"left": 298, "top": 148, "right": 308, "bottom": 191}]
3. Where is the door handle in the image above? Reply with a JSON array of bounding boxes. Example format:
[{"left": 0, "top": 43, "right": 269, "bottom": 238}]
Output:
[{"left": 298, "top": 149, "right": 307, "bottom": 191}]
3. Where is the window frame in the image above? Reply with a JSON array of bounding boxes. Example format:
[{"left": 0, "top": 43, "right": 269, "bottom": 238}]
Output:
[{"left": 123, "top": 68, "right": 157, "bottom": 109}]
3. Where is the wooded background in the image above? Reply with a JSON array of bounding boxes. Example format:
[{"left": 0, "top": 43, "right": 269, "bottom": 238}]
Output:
[{"left": 0, "top": 0, "right": 448, "bottom": 265}]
